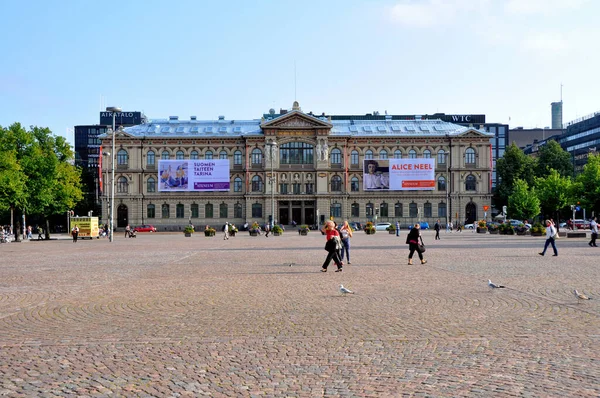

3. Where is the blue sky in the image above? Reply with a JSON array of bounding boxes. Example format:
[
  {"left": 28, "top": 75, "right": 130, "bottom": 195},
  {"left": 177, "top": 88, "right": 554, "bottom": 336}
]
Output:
[{"left": 1, "top": 0, "right": 598, "bottom": 145}]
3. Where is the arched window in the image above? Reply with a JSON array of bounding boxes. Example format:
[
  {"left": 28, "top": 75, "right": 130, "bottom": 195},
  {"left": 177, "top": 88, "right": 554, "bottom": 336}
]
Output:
[
  {"left": 438, "top": 202, "right": 447, "bottom": 218},
  {"left": 279, "top": 142, "right": 313, "bottom": 164},
  {"left": 395, "top": 202, "right": 403, "bottom": 217},
  {"left": 437, "top": 150, "right": 447, "bottom": 165},
  {"left": 147, "top": 151, "right": 155, "bottom": 167},
  {"left": 205, "top": 150, "right": 213, "bottom": 160},
  {"left": 465, "top": 174, "right": 477, "bottom": 191},
  {"left": 191, "top": 203, "right": 199, "bottom": 218},
  {"left": 252, "top": 203, "right": 262, "bottom": 218},
  {"left": 147, "top": 204, "right": 155, "bottom": 219},
  {"left": 330, "top": 202, "right": 342, "bottom": 217},
  {"left": 161, "top": 204, "right": 169, "bottom": 218},
  {"left": 365, "top": 150, "right": 373, "bottom": 160},
  {"left": 176, "top": 150, "right": 184, "bottom": 160},
  {"left": 408, "top": 149, "right": 417, "bottom": 159},
  {"left": 379, "top": 150, "right": 388, "bottom": 159},
  {"left": 117, "top": 176, "right": 128, "bottom": 193},
  {"left": 465, "top": 148, "right": 476, "bottom": 165},
  {"left": 409, "top": 203, "right": 418, "bottom": 218},
  {"left": 331, "top": 176, "right": 342, "bottom": 192},
  {"left": 251, "top": 148, "right": 262, "bottom": 165},
  {"left": 351, "top": 150, "right": 359, "bottom": 165},
  {"left": 234, "top": 177, "right": 242, "bottom": 192},
  {"left": 176, "top": 203, "right": 184, "bottom": 218},
  {"left": 251, "top": 175, "right": 263, "bottom": 192},
  {"left": 424, "top": 202, "right": 432, "bottom": 217},
  {"left": 234, "top": 202, "right": 243, "bottom": 218},
  {"left": 161, "top": 151, "right": 170, "bottom": 160},
  {"left": 330, "top": 148, "right": 342, "bottom": 165},
  {"left": 117, "top": 149, "right": 128, "bottom": 166},
  {"left": 380, "top": 202, "right": 388, "bottom": 217},
  {"left": 220, "top": 150, "right": 228, "bottom": 160},
  {"left": 220, "top": 203, "right": 228, "bottom": 218},
  {"left": 423, "top": 149, "right": 431, "bottom": 158},
  {"left": 234, "top": 150, "right": 242, "bottom": 165},
  {"left": 190, "top": 150, "right": 199, "bottom": 160},
  {"left": 366, "top": 203, "right": 374, "bottom": 217},
  {"left": 351, "top": 202, "right": 360, "bottom": 217},
  {"left": 351, "top": 176, "right": 359, "bottom": 192},
  {"left": 205, "top": 203, "right": 214, "bottom": 218},
  {"left": 394, "top": 150, "right": 402, "bottom": 159},
  {"left": 437, "top": 176, "right": 446, "bottom": 191},
  {"left": 147, "top": 177, "right": 156, "bottom": 193}
]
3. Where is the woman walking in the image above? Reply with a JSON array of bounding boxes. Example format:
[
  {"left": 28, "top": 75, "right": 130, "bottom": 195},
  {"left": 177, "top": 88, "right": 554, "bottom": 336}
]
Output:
[
  {"left": 539, "top": 219, "right": 558, "bottom": 256},
  {"left": 321, "top": 220, "right": 343, "bottom": 272},
  {"left": 406, "top": 223, "right": 427, "bottom": 265},
  {"left": 339, "top": 220, "right": 353, "bottom": 265}
]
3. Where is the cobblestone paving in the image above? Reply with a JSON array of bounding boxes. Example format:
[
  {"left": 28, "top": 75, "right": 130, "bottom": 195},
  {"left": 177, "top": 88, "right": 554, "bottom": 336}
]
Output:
[{"left": 0, "top": 230, "right": 598, "bottom": 397}]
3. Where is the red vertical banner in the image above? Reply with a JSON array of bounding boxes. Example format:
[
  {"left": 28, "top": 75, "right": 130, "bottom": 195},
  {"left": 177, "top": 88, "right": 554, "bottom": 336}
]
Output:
[{"left": 99, "top": 145, "right": 103, "bottom": 194}]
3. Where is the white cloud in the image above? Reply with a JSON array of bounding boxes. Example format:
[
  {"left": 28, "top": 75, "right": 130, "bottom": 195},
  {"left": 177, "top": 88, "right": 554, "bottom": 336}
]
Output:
[
  {"left": 520, "top": 32, "right": 568, "bottom": 53},
  {"left": 505, "top": 0, "right": 588, "bottom": 15},
  {"left": 389, "top": 0, "right": 491, "bottom": 27}
]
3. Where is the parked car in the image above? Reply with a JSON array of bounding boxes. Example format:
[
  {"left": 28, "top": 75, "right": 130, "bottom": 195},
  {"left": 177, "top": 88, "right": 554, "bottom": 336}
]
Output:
[
  {"left": 375, "top": 222, "right": 392, "bottom": 231},
  {"left": 464, "top": 223, "right": 474, "bottom": 229},
  {"left": 133, "top": 224, "right": 157, "bottom": 233},
  {"left": 573, "top": 219, "right": 590, "bottom": 229},
  {"left": 419, "top": 222, "right": 430, "bottom": 230},
  {"left": 348, "top": 222, "right": 362, "bottom": 231}
]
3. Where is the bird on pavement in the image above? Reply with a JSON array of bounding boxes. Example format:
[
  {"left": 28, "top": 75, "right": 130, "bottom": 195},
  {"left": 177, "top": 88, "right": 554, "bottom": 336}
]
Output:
[
  {"left": 339, "top": 284, "right": 354, "bottom": 294},
  {"left": 574, "top": 289, "right": 592, "bottom": 301},
  {"left": 488, "top": 279, "right": 505, "bottom": 289}
]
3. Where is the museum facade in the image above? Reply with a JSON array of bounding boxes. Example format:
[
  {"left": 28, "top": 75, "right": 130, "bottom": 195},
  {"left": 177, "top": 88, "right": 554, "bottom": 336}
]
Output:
[{"left": 100, "top": 102, "right": 494, "bottom": 230}]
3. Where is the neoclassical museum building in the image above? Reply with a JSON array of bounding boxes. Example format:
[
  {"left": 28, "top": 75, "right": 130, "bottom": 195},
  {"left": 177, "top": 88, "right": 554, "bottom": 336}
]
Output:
[{"left": 100, "top": 102, "right": 494, "bottom": 230}]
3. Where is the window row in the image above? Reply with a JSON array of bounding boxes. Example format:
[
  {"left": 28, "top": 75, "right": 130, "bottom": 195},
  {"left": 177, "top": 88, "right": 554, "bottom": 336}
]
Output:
[
  {"left": 335, "top": 202, "right": 447, "bottom": 218},
  {"left": 146, "top": 203, "right": 245, "bottom": 219}
]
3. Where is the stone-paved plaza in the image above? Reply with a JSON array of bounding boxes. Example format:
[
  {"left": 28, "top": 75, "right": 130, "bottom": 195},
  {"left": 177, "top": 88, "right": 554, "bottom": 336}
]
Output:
[{"left": 0, "top": 229, "right": 598, "bottom": 397}]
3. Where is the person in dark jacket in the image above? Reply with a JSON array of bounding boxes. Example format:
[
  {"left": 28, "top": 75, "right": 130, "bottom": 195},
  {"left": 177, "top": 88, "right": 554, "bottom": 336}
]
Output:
[
  {"left": 406, "top": 223, "right": 426, "bottom": 265},
  {"left": 434, "top": 220, "right": 441, "bottom": 240}
]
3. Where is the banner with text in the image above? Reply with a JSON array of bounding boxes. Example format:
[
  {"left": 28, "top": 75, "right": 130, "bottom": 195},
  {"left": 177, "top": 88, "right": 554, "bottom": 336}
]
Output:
[
  {"left": 158, "top": 159, "right": 230, "bottom": 192},
  {"left": 363, "top": 158, "right": 435, "bottom": 191}
]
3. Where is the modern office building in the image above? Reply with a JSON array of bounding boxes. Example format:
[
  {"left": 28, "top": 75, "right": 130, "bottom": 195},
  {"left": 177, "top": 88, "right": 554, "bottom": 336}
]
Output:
[
  {"left": 560, "top": 111, "right": 600, "bottom": 174},
  {"left": 99, "top": 102, "right": 493, "bottom": 230},
  {"left": 551, "top": 101, "right": 563, "bottom": 129}
]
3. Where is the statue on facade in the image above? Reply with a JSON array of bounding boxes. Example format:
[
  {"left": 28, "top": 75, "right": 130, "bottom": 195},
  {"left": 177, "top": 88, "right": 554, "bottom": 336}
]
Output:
[
  {"left": 264, "top": 146, "right": 271, "bottom": 164},
  {"left": 322, "top": 143, "right": 329, "bottom": 161},
  {"left": 316, "top": 141, "right": 323, "bottom": 161}
]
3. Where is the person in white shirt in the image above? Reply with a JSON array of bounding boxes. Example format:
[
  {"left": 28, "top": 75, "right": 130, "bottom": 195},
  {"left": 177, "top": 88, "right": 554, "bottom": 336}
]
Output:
[
  {"left": 363, "top": 160, "right": 389, "bottom": 189},
  {"left": 589, "top": 217, "right": 598, "bottom": 247},
  {"left": 539, "top": 219, "right": 558, "bottom": 256}
]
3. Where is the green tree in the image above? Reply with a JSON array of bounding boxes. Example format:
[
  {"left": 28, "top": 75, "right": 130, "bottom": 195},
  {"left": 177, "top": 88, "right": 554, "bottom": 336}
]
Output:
[
  {"left": 495, "top": 143, "right": 537, "bottom": 208},
  {"left": 508, "top": 179, "right": 540, "bottom": 220},
  {"left": 535, "top": 169, "right": 574, "bottom": 222},
  {"left": 536, "top": 139, "right": 573, "bottom": 178},
  {"left": 0, "top": 123, "right": 83, "bottom": 239},
  {"left": 574, "top": 153, "right": 600, "bottom": 213}
]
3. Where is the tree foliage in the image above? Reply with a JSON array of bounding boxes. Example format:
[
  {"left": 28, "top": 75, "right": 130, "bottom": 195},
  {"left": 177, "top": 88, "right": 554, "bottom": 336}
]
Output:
[
  {"left": 534, "top": 169, "right": 574, "bottom": 219},
  {"left": 495, "top": 143, "right": 536, "bottom": 207},
  {"left": 508, "top": 179, "right": 540, "bottom": 220},
  {"left": 536, "top": 140, "right": 573, "bottom": 178},
  {"left": 575, "top": 153, "right": 600, "bottom": 213},
  {"left": 0, "top": 123, "right": 83, "bottom": 225}
]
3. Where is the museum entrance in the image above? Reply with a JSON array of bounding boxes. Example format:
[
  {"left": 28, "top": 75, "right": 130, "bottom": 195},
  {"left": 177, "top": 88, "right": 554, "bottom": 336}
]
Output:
[
  {"left": 278, "top": 200, "right": 315, "bottom": 226},
  {"left": 465, "top": 202, "right": 477, "bottom": 225},
  {"left": 117, "top": 204, "right": 128, "bottom": 228}
]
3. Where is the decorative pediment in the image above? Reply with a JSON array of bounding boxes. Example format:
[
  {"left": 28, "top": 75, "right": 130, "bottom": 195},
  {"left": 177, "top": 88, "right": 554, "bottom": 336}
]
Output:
[
  {"left": 261, "top": 110, "right": 332, "bottom": 129},
  {"left": 454, "top": 128, "right": 490, "bottom": 138}
]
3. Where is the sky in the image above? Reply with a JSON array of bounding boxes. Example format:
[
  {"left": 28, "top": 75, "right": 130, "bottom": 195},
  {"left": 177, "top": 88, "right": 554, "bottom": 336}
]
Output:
[{"left": 1, "top": 0, "right": 599, "bottom": 145}]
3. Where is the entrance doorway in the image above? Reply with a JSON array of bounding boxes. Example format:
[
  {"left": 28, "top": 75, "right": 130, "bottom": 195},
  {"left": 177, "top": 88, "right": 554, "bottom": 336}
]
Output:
[
  {"left": 278, "top": 200, "right": 315, "bottom": 226},
  {"left": 465, "top": 202, "right": 477, "bottom": 224},
  {"left": 117, "top": 204, "right": 128, "bottom": 228}
]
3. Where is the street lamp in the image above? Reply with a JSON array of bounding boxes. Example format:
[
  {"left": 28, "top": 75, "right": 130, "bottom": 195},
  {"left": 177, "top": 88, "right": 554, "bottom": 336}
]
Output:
[
  {"left": 443, "top": 150, "right": 450, "bottom": 231},
  {"left": 267, "top": 140, "right": 277, "bottom": 228},
  {"left": 106, "top": 106, "right": 121, "bottom": 242}
]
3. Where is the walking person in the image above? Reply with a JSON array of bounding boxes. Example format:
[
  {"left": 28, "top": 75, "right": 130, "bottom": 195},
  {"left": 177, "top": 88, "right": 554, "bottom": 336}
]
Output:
[
  {"left": 434, "top": 219, "right": 441, "bottom": 240},
  {"left": 321, "top": 220, "right": 343, "bottom": 272},
  {"left": 339, "top": 220, "right": 353, "bottom": 265},
  {"left": 539, "top": 219, "right": 558, "bottom": 256},
  {"left": 223, "top": 222, "right": 229, "bottom": 240},
  {"left": 125, "top": 224, "right": 130, "bottom": 238},
  {"left": 406, "top": 223, "right": 427, "bottom": 265},
  {"left": 589, "top": 217, "right": 598, "bottom": 247},
  {"left": 71, "top": 225, "right": 79, "bottom": 243},
  {"left": 264, "top": 223, "right": 270, "bottom": 237},
  {"left": 395, "top": 220, "right": 400, "bottom": 237}
]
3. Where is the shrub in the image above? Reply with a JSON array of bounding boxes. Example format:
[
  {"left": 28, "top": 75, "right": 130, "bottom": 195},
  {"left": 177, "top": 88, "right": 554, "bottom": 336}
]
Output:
[
  {"left": 272, "top": 225, "right": 283, "bottom": 234},
  {"left": 184, "top": 226, "right": 194, "bottom": 234},
  {"left": 386, "top": 223, "right": 396, "bottom": 231},
  {"left": 531, "top": 222, "right": 546, "bottom": 234},
  {"left": 478, "top": 220, "right": 487, "bottom": 228},
  {"left": 487, "top": 223, "right": 499, "bottom": 232},
  {"left": 364, "top": 221, "right": 375, "bottom": 233},
  {"left": 299, "top": 225, "right": 310, "bottom": 232}
]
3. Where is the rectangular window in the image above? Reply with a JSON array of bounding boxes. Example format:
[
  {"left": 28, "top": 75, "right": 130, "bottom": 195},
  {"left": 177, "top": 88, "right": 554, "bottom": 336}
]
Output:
[
  {"left": 292, "top": 183, "right": 301, "bottom": 194},
  {"left": 424, "top": 203, "right": 432, "bottom": 218},
  {"left": 220, "top": 203, "right": 228, "bottom": 219},
  {"left": 351, "top": 203, "right": 359, "bottom": 217},
  {"left": 380, "top": 203, "right": 388, "bottom": 217},
  {"left": 252, "top": 203, "right": 262, "bottom": 218},
  {"left": 330, "top": 204, "right": 342, "bottom": 218},
  {"left": 394, "top": 203, "right": 402, "bottom": 218},
  {"left": 234, "top": 204, "right": 243, "bottom": 219},
  {"left": 205, "top": 204, "right": 214, "bottom": 218},
  {"left": 438, "top": 203, "right": 447, "bottom": 218},
  {"left": 176, "top": 204, "right": 184, "bottom": 218},
  {"left": 409, "top": 203, "right": 418, "bottom": 218},
  {"left": 280, "top": 183, "right": 288, "bottom": 194},
  {"left": 191, "top": 204, "right": 199, "bottom": 218},
  {"left": 162, "top": 204, "right": 169, "bottom": 218},
  {"left": 305, "top": 183, "right": 314, "bottom": 194},
  {"left": 147, "top": 205, "right": 155, "bottom": 219}
]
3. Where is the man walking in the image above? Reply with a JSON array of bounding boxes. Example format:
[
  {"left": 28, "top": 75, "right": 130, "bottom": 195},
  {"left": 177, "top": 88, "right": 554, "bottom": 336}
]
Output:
[
  {"left": 395, "top": 221, "right": 400, "bottom": 237},
  {"left": 264, "top": 223, "right": 270, "bottom": 237},
  {"left": 589, "top": 217, "right": 598, "bottom": 247},
  {"left": 223, "top": 222, "right": 229, "bottom": 240},
  {"left": 434, "top": 219, "right": 441, "bottom": 240}
]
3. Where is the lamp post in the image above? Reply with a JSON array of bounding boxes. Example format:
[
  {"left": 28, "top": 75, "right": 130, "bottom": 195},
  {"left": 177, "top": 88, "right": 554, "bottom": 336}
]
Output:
[
  {"left": 267, "top": 140, "right": 277, "bottom": 228},
  {"left": 444, "top": 150, "right": 450, "bottom": 231},
  {"left": 106, "top": 106, "right": 121, "bottom": 242}
]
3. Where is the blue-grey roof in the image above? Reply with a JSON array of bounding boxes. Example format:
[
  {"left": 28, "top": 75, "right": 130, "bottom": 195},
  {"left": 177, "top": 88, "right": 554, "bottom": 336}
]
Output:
[{"left": 101, "top": 113, "right": 492, "bottom": 139}]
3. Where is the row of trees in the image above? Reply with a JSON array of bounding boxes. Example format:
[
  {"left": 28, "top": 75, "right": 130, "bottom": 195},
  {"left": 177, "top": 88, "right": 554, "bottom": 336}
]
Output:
[
  {"left": 496, "top": 141, "right": 600, "bottom": 222},
  {"left": 0, "top": 123, "right": 83, "bottom": 240}
]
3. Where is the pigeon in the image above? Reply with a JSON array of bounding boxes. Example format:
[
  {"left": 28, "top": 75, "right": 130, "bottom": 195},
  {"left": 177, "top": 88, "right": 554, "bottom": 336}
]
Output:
[
  {"left": 488, "top": 279, "right": 505, "bottom": 289},
  {"left": 574, "top": 289, "right": 592, "bottom": 300},
  {"left": 339, "top": 284, "right": 354, "bottom": 294}
]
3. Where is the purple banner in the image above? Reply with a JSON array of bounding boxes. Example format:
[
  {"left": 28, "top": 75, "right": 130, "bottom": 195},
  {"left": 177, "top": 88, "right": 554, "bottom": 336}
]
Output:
[{"left": 194, "top": 182, "right": 230, "bottom": 190}]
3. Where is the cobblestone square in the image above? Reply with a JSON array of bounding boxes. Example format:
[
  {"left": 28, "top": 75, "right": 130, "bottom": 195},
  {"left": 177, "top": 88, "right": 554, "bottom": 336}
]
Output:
[{"left": 0, "top": 230, "right": 598, "bottom": 397}]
